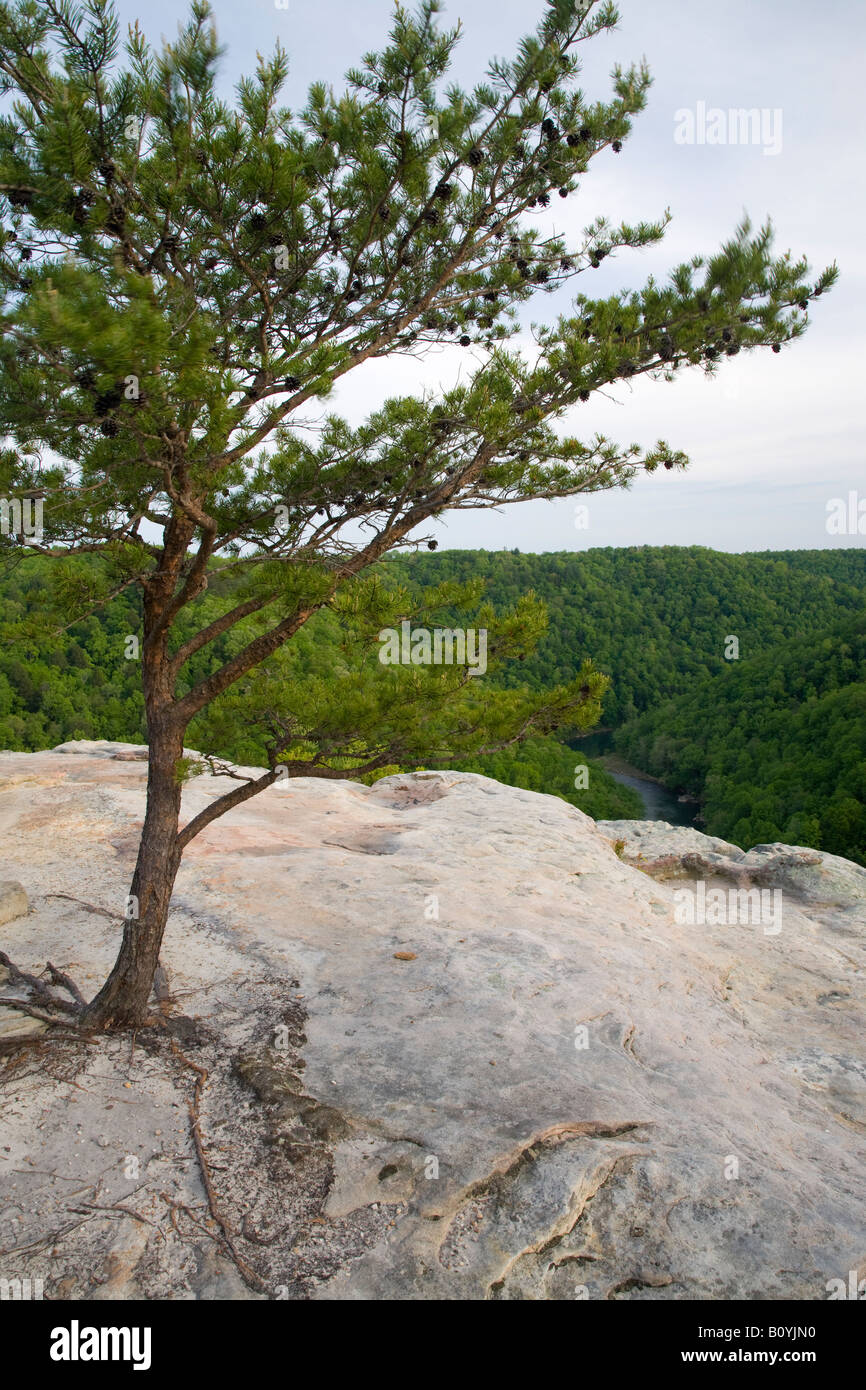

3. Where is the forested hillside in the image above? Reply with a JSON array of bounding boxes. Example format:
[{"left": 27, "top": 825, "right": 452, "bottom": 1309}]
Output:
[
  {"left": 1, "top": 546, "right": 863, "bottom": 856},
  {"left": 393, "top": 547, "right": 866, "bottom": 722},
  {"left": 614, "top": 611, "right": 866, "bottom": 864},
  {"left": 0, "top": 553, "right": 641, "bottom": 822}
]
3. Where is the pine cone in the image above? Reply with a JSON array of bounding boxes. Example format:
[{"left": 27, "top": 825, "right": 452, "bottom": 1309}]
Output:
[
  {"left": 95, "top": 389, "right": 123, "bottom": 414},
  {"left": 105, "top": 205, "right": 126, "bottom": 234}
]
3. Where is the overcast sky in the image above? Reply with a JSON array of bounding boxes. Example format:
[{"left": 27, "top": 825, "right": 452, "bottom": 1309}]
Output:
[{"left": 108, "top": 0, "right": 865, "bottom": 554}]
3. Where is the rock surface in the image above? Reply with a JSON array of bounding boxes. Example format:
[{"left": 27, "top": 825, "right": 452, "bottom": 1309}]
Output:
[
  {"left": 0, "top": 879, "right": 28, "bottom": 926},
  {"left": 0, "top": 743, "right": 863, "bottom": 1301}
]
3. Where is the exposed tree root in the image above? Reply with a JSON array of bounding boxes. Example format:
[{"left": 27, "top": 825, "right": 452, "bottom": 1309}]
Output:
[
  {"left": 72, "top": 1200, "right": 164, "bottom": 1236},
  {"left": 41, "top": 892, "right": 121, "bottom": 921},
  {"left": 168, "top": 1037, "right": 270, "bottom": 1295},
  {"left": 45, "top": 962, "right": 87, "bottom": 1008},
  {"left": 0, "top": 951, "right": 173, "bottom": 1036},
  {"left": 0, "top": 949, "right": 84, "bottom": 1021}
]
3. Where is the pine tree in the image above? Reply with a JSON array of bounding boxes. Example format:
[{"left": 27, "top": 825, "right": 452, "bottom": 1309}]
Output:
[{"left": 0, "top": 0, "right": 834, "bottom": 1028}]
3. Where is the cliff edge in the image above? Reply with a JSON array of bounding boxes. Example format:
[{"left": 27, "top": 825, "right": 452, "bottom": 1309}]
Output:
[{"left": 0, "top": 743, "right": 863, "bottom": 1300}]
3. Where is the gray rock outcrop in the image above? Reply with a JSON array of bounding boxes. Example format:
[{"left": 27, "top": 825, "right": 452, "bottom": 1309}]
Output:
[{"left": 0, "top": 744, "right": 862, "bottom": 1300}]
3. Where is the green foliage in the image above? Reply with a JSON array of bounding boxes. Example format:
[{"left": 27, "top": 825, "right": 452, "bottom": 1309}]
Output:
[
  {"left": 1, "top": 546, "right": 863, "bottom": 857},
  {"left": 391, "top": 546, "right": 866, "bottom": 723},
  {"left": 0, "top": 2, "right": 843, "bottom": 864},
  {"left": 0, "top": 0, "right": 831, "bottom": 565},
  {"left": 0, "top": 547, "right": 607, "bottom": 780},
  {"left": 614, "top": 611, "right": 866, "bottom": 865},
  {"left": 454, "top": 735, "right": 643, "bottom": 819}
]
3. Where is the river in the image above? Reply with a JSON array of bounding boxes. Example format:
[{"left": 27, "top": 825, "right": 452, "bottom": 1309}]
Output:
[{"left": 572, "top": 731, "right": 699, "bottom": 826}]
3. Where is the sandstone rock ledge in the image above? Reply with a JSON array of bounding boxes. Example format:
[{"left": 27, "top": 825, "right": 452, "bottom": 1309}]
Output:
[{"left": 0, "top": 742, "right": 863, "bottom": 1301}]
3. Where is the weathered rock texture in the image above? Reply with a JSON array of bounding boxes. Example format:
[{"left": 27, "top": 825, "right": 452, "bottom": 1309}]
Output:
[
  {"left": 0, "top": 743, "right": 863, "bottom": 1300},
  {"left": 0, "top": 879, "right": 28, "bottom": 927}
]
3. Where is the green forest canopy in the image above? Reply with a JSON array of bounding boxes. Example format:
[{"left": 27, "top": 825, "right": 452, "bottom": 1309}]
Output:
[{"left": 1, "top": 545, "right": 863, "bottom": 858}]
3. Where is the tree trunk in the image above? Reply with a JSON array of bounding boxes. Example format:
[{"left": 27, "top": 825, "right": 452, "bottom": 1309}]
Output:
[{"left": 81, "top": 718, "right": 185, "bottom": 1030}]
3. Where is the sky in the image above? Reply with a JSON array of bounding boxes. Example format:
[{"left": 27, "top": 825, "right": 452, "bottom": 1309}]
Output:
[{"left": 105, "top": 0, "right": 865, "bottom": 552}]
